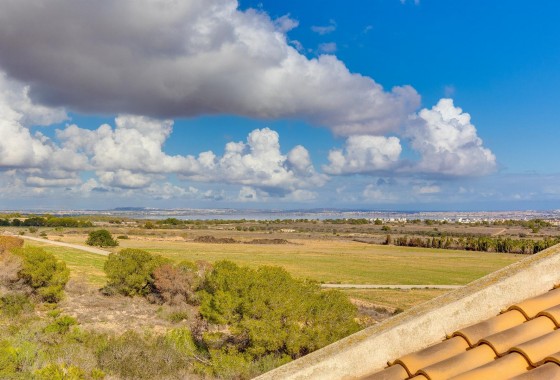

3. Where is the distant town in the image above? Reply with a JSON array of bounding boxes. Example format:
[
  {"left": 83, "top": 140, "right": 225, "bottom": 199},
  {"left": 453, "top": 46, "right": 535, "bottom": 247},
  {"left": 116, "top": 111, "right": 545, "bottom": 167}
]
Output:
[{"left": 2, "top": 208, "right": 560, "bottom": 224}]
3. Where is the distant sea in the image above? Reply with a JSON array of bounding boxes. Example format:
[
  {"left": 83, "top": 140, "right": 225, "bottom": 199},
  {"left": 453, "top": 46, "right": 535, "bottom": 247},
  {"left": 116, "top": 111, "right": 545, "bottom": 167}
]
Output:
[{"left": 6, "top": 208, "right": 560, "bottom": 221}]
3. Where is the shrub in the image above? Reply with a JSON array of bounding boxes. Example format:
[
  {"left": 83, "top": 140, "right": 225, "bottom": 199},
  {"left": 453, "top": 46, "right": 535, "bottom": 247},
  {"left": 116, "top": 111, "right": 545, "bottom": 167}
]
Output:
[
  {"left": 34, "top": 363, "right": 87, "bottom": 380},
  {"left": 103, "top": 249, "right": 169, "bottom": 296},
  {"left": 0, "top": 236, "right": 24, "bottom": 253},
  {"left": 13, "top": 247, "right": 70, "bottom": 302},
  {"left": 199, "top": 261, "right": 360, "bottom": 367},
  {"left": 86, "top": 230, "right": 118, "bottom": 247},
  {"left": 0, "top": 293, "right": 33, "bottom": 317},
  {"left": 167, "top": 310, "right": 190, "bottom": 323},
  {"left": 0, "top": 251, "right": 23, "bottom": 288},
  {"left": 44, "top": 315, "right": 79, "bottom": 335},
  {"left": 153, "top": 262, "right": 202, "bottom": 305},
  {"left": 0, "top": 341, "right": 18, "bottom": 377},
  {"left": 97, "top": 331, "right": 189, "bottom": 379}
]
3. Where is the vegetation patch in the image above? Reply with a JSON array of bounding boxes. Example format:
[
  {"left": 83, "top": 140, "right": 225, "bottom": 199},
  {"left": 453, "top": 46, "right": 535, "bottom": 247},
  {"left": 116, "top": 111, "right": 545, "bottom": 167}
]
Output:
[
  {"left": 245, "top": 238, "right": 290, "bottom": 245},
  {"left": 194, "top": 235, "right": 238, "bottom": 244},
  {"left": 86, "top": 230, "right": 119, "bottom": 247}
]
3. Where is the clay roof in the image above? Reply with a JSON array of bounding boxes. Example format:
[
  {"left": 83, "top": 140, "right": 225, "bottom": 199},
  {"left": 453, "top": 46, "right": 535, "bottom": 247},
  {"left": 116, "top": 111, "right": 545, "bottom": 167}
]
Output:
[{"left": 364, "top": 286, "right": 560, "bottom": 380}]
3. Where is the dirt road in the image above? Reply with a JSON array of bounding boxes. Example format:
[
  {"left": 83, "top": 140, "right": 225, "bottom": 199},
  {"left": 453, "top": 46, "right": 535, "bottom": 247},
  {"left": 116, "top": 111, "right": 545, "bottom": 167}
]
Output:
[
  {"left": 321, "top": 284, "right": 463, "bottom": 289},
  {"left": 3, "top": 233, "right": 110, "bottom": 256}
]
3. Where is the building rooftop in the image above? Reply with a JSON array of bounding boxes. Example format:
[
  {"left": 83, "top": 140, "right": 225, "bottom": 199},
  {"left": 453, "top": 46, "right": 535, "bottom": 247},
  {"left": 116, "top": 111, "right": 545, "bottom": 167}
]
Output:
[{"left": 365, "top": 286, "right": 560, "bottom": 379}]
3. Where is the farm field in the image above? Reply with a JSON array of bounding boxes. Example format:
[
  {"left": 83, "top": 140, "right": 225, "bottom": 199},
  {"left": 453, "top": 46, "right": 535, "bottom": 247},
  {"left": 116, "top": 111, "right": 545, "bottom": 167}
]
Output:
[
  {"left": 38, "top": 233, "right": 522, "bottom": 285},
  {"left": 341, "top": 288, "right": 450, "bottom": 311}
]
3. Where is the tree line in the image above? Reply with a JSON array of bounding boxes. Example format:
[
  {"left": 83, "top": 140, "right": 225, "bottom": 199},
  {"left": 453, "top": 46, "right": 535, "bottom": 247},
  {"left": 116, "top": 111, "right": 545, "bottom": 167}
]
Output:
[
  {"left": 386, "top": 235, "right": 560, "bottom": 254},
  {"left": 0, "top": 216, "right": 93, "bottom": 228}
]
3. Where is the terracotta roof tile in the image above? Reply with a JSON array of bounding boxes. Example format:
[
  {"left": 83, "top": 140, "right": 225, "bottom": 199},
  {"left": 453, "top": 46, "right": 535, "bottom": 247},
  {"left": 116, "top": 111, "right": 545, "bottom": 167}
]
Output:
[
  {"left": 478, "top": 316, "right": 555, "bottom": 355},
  {"left": 507, "top": 287, "right": 560, "bottom": 319},
  {"left": 509, "top": 329, "right": 560, "bottom": 365},
  {"left": 391, "top": 336, "right": 469, "bottom": 375},
  {"left": 361, "top": 363, "right": 408, "bottom": 380},
  {"left": 537, "top": 304, "right": 560, "bottom": 326},
  {"left": 510, "top": 362, "right": 560, "bottom": 380},
  {"left": 417, "top": 344, "right": 496, "bottom": 380},
  {"left": 545, "top": 351, "right": 560, "bottom": 364},
  {"left": 447, "top": 352, "right": 530, "bottom": 380},
  {"left": 364, "top": 285, "right": 560, "bottom": 380},
  {"left": 451, "top": 309, "right": 526, "bottom": 346}
]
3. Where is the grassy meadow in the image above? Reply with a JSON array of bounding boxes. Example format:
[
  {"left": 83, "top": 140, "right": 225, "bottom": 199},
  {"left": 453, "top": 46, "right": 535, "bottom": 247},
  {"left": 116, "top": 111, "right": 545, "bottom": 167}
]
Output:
[
  {"left": 31, "top": 233, "right": 523, "bottom": 286},
  {"left": 23, "top": 231, "right": 524, "bottom": 313}
]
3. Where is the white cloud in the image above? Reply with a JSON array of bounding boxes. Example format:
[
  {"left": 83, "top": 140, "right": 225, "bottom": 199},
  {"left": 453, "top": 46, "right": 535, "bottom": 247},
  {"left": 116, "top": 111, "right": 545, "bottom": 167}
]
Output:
[
  {"left": 362, "top": 184, "right": 398, "bottom": 202},
  {"left": 311, "top": 20, "right": 337, "bottom": 35},
  {"left": 414, "top": 185, "right": 441, "bottom": 194},
  {"left": 238, "top": 186, "right": 259, "bottom": 202},
  {"left": 0, "top": 75, "right": 327, "bottom": 197},
  {"left": 406, "top": 98, "right": 496, "bottom": 176},
  {"left": 180, "top": 128, "right": 328, "bottom": 193},
  {"left": 58, "top": 115, "right": 189, "bottom": 174},
  {"left": 323, "top": 135, "right": 402, "bottom": 174},
  {"left": 0, "top": 72, "right": 71, "bottom": 169},
  {"left": 318, "top": 42, "right": 337, "bottom": 54},
  {"left": 274, "top": 14, "right": 299, "bottom": 33},
  {"left": 0, "top": 1, "right": 419, "bottom": 137}
]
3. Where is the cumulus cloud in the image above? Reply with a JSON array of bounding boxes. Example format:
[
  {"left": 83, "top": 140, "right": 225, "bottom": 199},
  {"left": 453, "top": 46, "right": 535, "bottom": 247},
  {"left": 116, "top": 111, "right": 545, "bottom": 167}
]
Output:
[
  {"left": 0, "top": 0, "right": 419, "bottom": 136},
  {"left": 406, "top": 98, "right": 496, "bottom": 176},
  {"left": 1, "top": 84, "right": 325, "bottom": 197},
  {"left": 323, "top": 135, "right": 402, "bottom": 174},
  {"left": 0, "top": 69, "right": 326, "bottom": 198},
  {"left": 57, "top": 116, "right": 189, "bottom": 174},
  {"left": 0, "top": 72, "right": 71, "bottom": 170},
  {"left": 179, "top": 128, "right": 328, "bottom": 194}
]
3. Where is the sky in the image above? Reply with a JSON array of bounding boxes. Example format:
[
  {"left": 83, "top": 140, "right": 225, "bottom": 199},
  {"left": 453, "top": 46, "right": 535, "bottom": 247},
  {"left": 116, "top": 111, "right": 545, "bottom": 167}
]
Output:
[{"left": 0, "top": 0, "right": 559, "bottom": 211}]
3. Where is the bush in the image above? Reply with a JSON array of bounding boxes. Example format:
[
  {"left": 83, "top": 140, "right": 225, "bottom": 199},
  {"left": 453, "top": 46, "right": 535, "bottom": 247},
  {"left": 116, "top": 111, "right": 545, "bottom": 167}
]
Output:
[
  {"left": 0, "top": 293, "right": 33, "bottom": 317},
  {"left": 0, "top": 236, "right": 24, "bottom": 253},
  {"left": 44, "top": 315, "right": 79, "bottom": 335},
  {"left": 0, "top": 341, "right": 18, "bottom": 377},
  {"left": 199, "top": 261, "right": 360, "bottom": 369},
  {"left": 97, "top": 331, "right": 189, "bottom": 379},
  {"left": 34, "top": 363, "right": 87, "bottom": 380},
  {"left": 103, "top": 249, "right": 169, "bottom": 296},
  {"left": 0, "top": 251, "right": 23, "bottom": 288},
  {"left": 13, "top": 247, "right": 70, "bottom": 302},
  {"left": 86, "top": 230, "right": 118, "bottom": 247},
  {"left": 153, "top": 261, "right": 205, "bottom": 305}
]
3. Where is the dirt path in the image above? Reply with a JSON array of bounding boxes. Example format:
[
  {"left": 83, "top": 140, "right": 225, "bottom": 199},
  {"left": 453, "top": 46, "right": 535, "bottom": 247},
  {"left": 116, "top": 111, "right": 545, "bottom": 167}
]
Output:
[
  {"left": 321, "top": 284, "right": 463, "bottom": 289},
  {"left": 492, "top": 228, "right": 507, "bottom": 236},
  {"left": 3, "top": 233, "right": 110, "bottom": 256}
]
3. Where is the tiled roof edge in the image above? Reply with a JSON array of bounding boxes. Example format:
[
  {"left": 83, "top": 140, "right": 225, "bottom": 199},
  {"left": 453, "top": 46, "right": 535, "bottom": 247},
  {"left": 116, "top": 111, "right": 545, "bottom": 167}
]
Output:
[{"left": 256, "top": 244, "right": 560, "bottom": 380}]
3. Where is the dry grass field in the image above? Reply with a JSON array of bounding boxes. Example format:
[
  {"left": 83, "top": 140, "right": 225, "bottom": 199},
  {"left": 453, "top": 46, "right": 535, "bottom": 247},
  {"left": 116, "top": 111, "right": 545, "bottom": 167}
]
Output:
[
  {"left": 41, "top": 233, "right": 522, "bottom": 285},
  {"left": 25, "top": 229, "right": 526, "bottom": 314}
]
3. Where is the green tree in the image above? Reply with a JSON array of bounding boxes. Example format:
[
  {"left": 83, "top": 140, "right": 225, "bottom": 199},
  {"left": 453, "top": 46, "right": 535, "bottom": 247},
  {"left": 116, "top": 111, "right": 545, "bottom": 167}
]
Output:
[
  {"left": 86, "top": 229, "right": 118, "bottom": 247},
  {"left": 199, "top": 261, "right": 359, "bottom": 367},
  {"left": 13, "top": 247, "right": 70, "bottom": 302},
  {"left": 103, "top": 249, "right": 169, "bottom": 296}
]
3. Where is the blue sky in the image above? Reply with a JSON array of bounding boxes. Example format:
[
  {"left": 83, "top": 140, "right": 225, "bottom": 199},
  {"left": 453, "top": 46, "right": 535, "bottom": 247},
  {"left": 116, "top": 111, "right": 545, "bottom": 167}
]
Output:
[{"left": 0, "top": 0, "right": 558, "bottom": 211}]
